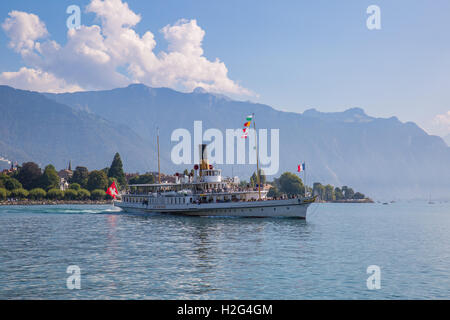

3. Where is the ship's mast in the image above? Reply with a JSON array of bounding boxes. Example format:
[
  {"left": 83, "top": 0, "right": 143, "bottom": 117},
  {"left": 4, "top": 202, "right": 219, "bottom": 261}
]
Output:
[
  {"left": 157, "top": 127, "right": 161, "bottom": 184},
  {"left": 253, "top": 113, "right": 261, "bottom": 200}
]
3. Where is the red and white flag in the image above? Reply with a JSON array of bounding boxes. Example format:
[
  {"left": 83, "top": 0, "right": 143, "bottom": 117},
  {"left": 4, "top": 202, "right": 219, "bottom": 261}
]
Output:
[{"left": 106, "top": 181, "right": 119, "bottom": 199}]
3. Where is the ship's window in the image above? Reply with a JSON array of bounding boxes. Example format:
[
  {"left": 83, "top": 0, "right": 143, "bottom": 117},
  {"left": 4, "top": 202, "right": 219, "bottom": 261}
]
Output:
[
  {"left": 274, "top": 208, "right": 276, "bottom": 211},
  {"left": 183, "top": 198, "right": 185, "bottom": 204},
  {"left": 287, "top": 207, "right": 290, "bottom": 210}
]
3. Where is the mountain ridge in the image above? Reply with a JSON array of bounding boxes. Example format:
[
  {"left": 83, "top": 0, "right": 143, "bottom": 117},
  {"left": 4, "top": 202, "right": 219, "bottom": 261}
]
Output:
[
  {"left": 0, "top": 85, "right": 155, "bottom": 172},
  {"left": 42, "top": 83, "right": 450, "bottom": 199},
  {"left": 1, "top": 84, "right": 449, "bottom": 199}
]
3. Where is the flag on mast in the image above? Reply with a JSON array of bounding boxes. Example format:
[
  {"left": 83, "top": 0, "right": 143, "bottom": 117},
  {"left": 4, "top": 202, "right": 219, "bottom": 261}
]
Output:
[
  {"left": 297, "top": 163, "right": 305, "bottom": 172},
  {"left": 106, "top": 181, "right": 119, "bottom": 199},
  {"left": 241, "top": 114, "right": 253, "bottom": 138}
]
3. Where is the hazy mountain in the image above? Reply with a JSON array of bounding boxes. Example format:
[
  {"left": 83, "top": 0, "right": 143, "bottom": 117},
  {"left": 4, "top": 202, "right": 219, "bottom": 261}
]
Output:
[
  {"left": 45, "top": 84, "right": 450, "bottom": 199},
  {"left": 0, "top": 85, "right": 155, "bottom": 172}
]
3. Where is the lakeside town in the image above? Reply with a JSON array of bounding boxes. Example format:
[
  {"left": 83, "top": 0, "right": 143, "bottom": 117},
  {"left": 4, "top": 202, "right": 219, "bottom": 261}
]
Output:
[{"left": 0, "top": 153, "right": 372, "bottom": 205}]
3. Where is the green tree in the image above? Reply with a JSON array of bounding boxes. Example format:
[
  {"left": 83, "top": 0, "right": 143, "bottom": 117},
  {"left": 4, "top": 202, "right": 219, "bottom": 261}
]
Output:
[
  {"left": 70, "top": 166, "right": 89, "bottom": 188},
  {"left": 250, "top": 169, "right": 266, "bottom": 187},
  {"left": 91, "top": 189, "right": 106, "bottom": 200},
  {"left": 64, "top": 189, "right": 78, "bottom": 200},
  {"left": 77, "top": 189, "right": 91, "bottom": 200},
  {"left": 267, "top": 185, "right": 281, "bottom": 198},
  {"left": 324, "top": 184, "right": 335, "bottom": 201},
  {"left": 17, "top": 162, "right": 42, "bottom": 190},
  {"left": 334, "top": 187, "right": 344, "bottom": 200},
  {"left": 107, "top": 153, "right": 126, "bottom": 189},
  {"left": 11, "top": 188, "right": 29, "bottom": 199},
  {"left": 0, "top": 188, "right": 7, "bottom": 200},
  {"left": 342, "top": 186, "right": 355, "bottom": 200},
  {"left": 129, "top": 173, "right": 155, "bottom": 185},
  {"left": 87, "top": 170, "right": 109, "bottom": 191},
  {"left": 47, "top": 188, "right": 64, "bottom": 200},
  {"left": 277, "top": 172, "right": 305, "bottom": 196},
  {"left": 69, "top": 183, "right": 81, "bottom": 191},
  {"left": 313, "top": 182, "right": 325, "bottom": 199},
  {"left": 29, "top": 188, "right": 47, "bottom": 200},
  {"left": 40, "top": 164, "right": 59, "bottom": 190},
  {"left": 353, "top": 192, "right": 365, "bottom": 200},
  {"left": 183, "top": 169, "right": 189, "bottom": 176},
  {"left": 0, "top": 175, "right": 22, "bottom": 191}
]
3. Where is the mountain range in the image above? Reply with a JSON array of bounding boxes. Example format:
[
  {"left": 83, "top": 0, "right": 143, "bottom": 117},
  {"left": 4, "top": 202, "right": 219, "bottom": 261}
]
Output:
[{"left": 1, "top": 84, "right": 449, "bottom": 199}]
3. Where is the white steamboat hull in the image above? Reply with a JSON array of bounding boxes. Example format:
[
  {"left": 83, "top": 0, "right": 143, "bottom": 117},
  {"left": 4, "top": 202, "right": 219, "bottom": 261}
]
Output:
[{"left": 114, "top": 198, "right": 314, "bottom": 219}]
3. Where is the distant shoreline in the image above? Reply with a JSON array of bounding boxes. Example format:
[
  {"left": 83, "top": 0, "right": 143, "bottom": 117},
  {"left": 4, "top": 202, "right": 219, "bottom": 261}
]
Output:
[
  {"left": 318, "top": 198, "right": 374, "bottom": 203},
  {"left": 0, "top": 200, "right": 113, "bottom": 206}
]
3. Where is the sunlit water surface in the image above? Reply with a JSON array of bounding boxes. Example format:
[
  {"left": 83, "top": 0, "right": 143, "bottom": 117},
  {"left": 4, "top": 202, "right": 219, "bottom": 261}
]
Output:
[{"left": 0, "top": 202, "right": 449, "bottom": 299}]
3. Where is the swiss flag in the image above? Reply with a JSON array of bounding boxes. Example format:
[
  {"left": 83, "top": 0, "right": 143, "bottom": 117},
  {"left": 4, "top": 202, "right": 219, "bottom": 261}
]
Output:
[{"left": 106, "top": 181, "right": 119, "bottom": 199}]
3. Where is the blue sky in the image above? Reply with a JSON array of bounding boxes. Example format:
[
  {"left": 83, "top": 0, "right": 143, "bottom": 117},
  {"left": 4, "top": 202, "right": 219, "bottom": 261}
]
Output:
[{"left": 1, "top": 0, "right": 450, "bottom": 136}]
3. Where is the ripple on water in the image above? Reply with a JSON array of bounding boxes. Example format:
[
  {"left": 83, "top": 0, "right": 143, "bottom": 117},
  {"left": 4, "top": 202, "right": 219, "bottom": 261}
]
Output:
[{"left": 0, "top": 202, "right": 449, "bottom": 299}]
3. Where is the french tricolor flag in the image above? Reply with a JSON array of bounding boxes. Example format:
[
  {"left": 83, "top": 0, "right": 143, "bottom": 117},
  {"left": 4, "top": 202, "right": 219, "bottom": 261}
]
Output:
[{"left": 297, "top": 163, "right": 305, "bottom": 172}]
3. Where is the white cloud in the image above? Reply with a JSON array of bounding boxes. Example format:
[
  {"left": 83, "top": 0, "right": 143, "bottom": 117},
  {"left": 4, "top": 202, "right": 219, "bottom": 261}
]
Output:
[
  {"left": 0, "top": 67, "right": 83, "bottom": 93},
  {"left": 0, "top": 0, "right": 253, "bottom": 97},
  {"left": 434, "top": 111, "right": 450, "bottom": 126},
  {"left": 428, "top": 111, "right": 450, "bottom": 137},
  {"left": 1, "top": 11, "right": 48, "bottom": 56}
]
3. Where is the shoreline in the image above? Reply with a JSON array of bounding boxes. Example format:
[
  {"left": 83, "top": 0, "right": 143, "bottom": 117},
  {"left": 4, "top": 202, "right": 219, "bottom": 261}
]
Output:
[
  {"left": 0, "top": 200, "right": 113, "bottom": 206},
  {"left": 317, "top": 198, "right": 374, "bottom": 203}
]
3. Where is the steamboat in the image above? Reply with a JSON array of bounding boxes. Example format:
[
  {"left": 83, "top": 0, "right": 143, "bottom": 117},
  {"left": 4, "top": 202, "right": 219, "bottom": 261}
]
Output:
[{"left": 114, "top": 144, "right": 316, "bottom": 218}]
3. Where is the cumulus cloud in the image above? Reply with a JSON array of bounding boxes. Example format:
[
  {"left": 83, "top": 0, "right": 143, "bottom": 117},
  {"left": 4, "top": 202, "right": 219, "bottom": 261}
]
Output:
[
  {"left": 0, "top": 0, "right": 253, "bottom": 96},
  {"left": 429, "top": 111, "right": 450, "bottom": 136},
  {"left": 1, "top": 11, "right": 48, "bottom": 55},
  {"left": 434, "top": 111, "right": 450, "bottom": 126},
  {"left": 0, "top": 67, "right": 82, "bottom": 93}
]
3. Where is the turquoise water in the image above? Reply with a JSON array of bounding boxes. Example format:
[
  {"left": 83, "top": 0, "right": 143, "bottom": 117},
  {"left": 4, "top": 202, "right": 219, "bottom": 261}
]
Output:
[{"left": 0, "top": 202, "right": 449, "bottom": 299}]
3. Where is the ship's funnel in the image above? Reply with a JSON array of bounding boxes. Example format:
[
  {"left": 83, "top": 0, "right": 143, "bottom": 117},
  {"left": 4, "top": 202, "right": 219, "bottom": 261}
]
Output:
[{"left": 199, "top": 144, "right": 209, "bottom": 171}]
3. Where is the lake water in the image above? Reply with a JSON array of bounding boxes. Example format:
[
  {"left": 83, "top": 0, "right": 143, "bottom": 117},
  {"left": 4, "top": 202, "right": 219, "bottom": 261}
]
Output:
[{"left": 0, "top": 202, "right": 449, "bottom": 299}]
